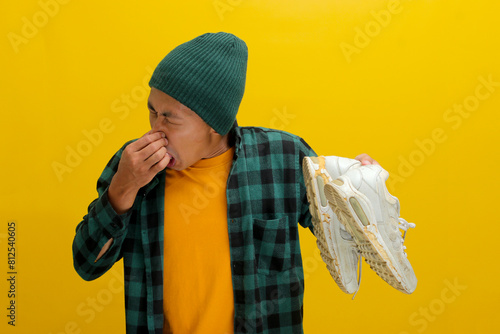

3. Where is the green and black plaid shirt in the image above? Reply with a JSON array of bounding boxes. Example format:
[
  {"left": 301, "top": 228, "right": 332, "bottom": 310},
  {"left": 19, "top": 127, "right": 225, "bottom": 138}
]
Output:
[{"left": 73, "top": 126, "right": 317, "bottom": 333}]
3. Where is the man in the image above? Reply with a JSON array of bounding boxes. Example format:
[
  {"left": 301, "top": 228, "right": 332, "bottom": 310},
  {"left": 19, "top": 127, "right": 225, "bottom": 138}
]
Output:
[{"left": 73, "top": 32, "right": 383, "bottom": 333}]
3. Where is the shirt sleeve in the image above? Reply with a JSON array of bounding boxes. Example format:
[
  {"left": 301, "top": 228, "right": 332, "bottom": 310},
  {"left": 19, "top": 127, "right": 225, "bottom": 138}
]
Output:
[
  {"left": 72, "top": 141, "right": 133, "bottom": 281},
  {"left": 297, "top": 137, "right": 317, "bottom": 234}
]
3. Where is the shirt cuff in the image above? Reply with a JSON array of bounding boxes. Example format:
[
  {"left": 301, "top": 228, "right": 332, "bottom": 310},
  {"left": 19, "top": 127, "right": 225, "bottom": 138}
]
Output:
[{"left": 91, "top": 187, "right": 131, "bottom": 239}]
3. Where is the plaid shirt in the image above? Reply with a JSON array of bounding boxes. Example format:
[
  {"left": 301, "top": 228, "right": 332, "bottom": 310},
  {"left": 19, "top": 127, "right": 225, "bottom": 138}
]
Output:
[{"left": 73, "top": 126, "right": 317, "bottom": 333}]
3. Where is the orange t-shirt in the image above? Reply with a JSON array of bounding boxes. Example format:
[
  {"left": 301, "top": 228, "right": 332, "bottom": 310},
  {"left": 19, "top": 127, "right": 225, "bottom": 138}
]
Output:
[{"left": 163, "top": 147, "right": 235, "bottom": 334}]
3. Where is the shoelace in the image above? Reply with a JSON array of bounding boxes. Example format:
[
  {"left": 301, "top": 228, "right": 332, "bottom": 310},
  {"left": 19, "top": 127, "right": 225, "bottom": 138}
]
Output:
[
  {"left": 399, "top": 218, "right": 416, "bottom": 257},
  {"left": 352, "top": 218, "right": 415, "bottom": 300}
]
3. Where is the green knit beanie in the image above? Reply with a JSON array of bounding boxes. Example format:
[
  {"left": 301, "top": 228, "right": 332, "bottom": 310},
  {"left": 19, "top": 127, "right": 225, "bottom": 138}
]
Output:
[{"left": 149, "top": 32, "right": 248, "bottom": 135}]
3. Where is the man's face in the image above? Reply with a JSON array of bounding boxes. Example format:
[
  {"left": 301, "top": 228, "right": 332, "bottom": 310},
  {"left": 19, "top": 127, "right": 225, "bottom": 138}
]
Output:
[{"left": 148, "top": 87, "right": 218, "bottom": 170}]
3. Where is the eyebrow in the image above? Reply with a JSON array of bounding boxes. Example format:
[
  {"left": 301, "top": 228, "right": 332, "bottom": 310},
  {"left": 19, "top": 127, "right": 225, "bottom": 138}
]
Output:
[{"left": 148, "top": 101, "right": 181, "bottom": 119}]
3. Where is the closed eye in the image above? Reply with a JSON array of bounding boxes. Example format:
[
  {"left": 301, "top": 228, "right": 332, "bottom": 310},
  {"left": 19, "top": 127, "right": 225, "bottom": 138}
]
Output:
[
  {"left": 147, "top": 101, "right": 181, "bottom": 125},
  {"left": 161, "top": 113, "right": 180, "bottom": 125}
]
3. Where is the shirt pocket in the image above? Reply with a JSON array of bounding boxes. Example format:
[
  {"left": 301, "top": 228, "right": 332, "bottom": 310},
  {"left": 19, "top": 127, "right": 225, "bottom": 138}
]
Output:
[{"left": 253, "top": 216, "right": 292, "bottom": 274}]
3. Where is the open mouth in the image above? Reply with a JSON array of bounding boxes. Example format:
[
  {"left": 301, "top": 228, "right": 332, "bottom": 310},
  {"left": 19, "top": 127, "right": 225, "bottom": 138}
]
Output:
[{"left": 167, "top": 156, "right": 176, "bottom": 168}]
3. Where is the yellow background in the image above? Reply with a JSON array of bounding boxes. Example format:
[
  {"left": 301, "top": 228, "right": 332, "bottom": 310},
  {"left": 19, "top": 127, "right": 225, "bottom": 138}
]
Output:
[{"left": 1, "top": 0, "right": 499, "bottom": 333}]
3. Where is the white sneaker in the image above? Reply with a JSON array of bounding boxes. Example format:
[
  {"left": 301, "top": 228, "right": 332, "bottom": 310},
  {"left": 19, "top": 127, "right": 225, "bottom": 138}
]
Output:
[
  {"left": 324, "top": 165, "right": 417, "bottom": 294},
  {"left": 302, "top": 156, "right": 361, "bottom": 294}
]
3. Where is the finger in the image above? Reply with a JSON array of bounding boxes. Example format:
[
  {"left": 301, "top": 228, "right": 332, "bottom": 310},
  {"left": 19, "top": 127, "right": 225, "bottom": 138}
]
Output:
[
  {"left": 145, "top": 146, "right": 168, "bottom": 168},
  {"left": 355, "top": 153, "right": 368, "bottom": 163},
  {"left": 151, "top": 131, "right": 168, "bottom": 146},
  {"left": 130, "top": 136, "right": 167, "bottom": 162},
  {"left": 142, "top": 137, "right": 169, "bottom": 162},
  {"left": 355, "top": 153, "right": 379, "bottom": 165},
  {"left": 151, "top": 151, "right": 171, "bottom": 173},
  {"left": 129, "top": 131, "right": 166, "bottom": 152}
]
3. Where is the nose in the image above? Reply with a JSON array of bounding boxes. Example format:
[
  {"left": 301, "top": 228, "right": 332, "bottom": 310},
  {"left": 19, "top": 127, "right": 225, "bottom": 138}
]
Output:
[{"left": 150, "top": 118, "right": 167, "bottom": 138}]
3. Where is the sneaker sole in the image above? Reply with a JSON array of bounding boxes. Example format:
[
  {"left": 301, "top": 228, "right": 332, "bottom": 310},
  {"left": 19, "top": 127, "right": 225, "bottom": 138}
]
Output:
[
  {"left": 324, "top": 177, "right": 415, "bottom": 294},
  {"left": 303, "top": 157, "right": 355, "bottom": 294}
]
